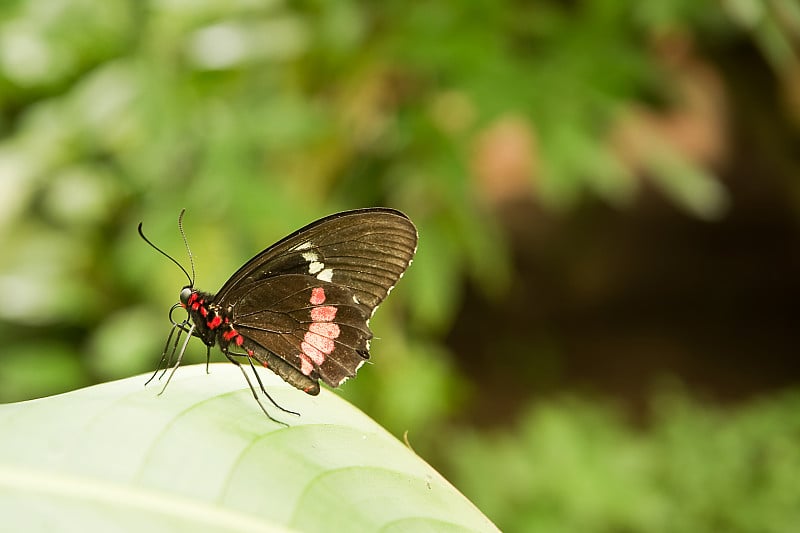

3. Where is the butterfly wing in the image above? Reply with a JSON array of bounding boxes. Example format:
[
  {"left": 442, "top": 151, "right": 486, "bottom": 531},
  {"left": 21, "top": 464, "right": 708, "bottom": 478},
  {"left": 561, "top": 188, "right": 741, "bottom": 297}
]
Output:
[
  {"left": 214, "top": 208, "right": 418, "bottom": 309},
  {"left": 232, "top": 276, "right": 373, "bottom": 389},
  {"left": 214, "top": 208, "right": 417, "bottom": 391}
]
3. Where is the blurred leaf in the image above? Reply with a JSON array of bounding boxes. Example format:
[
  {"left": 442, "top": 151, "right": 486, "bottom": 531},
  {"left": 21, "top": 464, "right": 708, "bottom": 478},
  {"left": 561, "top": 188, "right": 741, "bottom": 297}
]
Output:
[
  {"left": 339, "top": 332, "right": 467, "bottom": 438},
  {"left": 648, "top": 148, "right": 730, "bottom": 220},
  {"left": 0, "top": 342, "right": 86, "bottom": 402},
  {"left": 87, "top": 306, "right": 166, "bottom": 380}
]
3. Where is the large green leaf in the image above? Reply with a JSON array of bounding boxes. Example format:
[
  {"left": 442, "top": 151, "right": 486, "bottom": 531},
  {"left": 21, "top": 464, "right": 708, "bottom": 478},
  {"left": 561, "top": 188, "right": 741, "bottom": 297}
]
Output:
[{"left": 0, "top": 364, "right": 497, "bottom": 532}]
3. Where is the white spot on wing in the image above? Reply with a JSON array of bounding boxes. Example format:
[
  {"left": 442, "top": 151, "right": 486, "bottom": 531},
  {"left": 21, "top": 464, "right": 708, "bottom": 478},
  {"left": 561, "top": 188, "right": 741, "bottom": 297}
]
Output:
[
  {"left": 316, "top": 268, "right": 333, "bottom": 282},
  {"left": 352, "top": 294, "right": 360, "bottom": 304},
  {"left": 308, "top": 261, "right": 324, "bottom": 275},
  {"left": 301, "top": 250, "right": 325, "bottom": 274},
  {"left": 293, "top": 241, "right": 313, "bottom": 251}
]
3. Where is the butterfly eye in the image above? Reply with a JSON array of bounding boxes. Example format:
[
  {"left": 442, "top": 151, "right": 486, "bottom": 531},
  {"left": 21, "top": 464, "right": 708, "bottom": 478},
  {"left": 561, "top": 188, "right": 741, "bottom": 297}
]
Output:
[{"left": 179, "top": 287, "right": 193, "bottom": 304}]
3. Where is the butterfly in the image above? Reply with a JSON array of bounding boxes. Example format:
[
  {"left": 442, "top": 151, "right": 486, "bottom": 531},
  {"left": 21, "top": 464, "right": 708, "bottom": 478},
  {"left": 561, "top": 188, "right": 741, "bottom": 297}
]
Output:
[{"left": 138, "top": 208, "right": 418, "bottom": 423}]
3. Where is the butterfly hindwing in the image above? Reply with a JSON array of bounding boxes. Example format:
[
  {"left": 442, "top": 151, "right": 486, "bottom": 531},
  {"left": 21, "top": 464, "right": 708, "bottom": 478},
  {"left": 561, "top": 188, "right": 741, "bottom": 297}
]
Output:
[{"left": 230, "top": 275, "right": 373, "bottom": 390}]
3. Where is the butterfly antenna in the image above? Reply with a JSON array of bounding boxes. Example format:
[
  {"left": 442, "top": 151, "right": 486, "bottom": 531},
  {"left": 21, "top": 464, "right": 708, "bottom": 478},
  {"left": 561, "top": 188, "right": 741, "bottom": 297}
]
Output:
[
  {"left": 138, "top": 217, "right": 193, "bottom": 287},
  {"left": 177, "top": 208, "right": 196, "bottom": 287}
]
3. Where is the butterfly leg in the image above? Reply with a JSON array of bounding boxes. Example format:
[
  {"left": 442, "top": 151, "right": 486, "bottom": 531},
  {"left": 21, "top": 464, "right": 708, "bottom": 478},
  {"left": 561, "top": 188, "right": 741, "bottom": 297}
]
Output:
[
  {"left": 145, "top": 324, "right": 177, "bottom": 386},
  {"left": 146, "top": 320, "right": 188, "bottom": 387},
  {"left": 156, "top": 323, "right": 195, "bottom": 396},
  {"left": 244, "top": 353, "right": 300, "bottom": 417},
  {"left": 223, "top": 349, "right": 297, "bottom": 424},
  {"left": 150, "top": 302, "right": 195, "bottom": 384}
]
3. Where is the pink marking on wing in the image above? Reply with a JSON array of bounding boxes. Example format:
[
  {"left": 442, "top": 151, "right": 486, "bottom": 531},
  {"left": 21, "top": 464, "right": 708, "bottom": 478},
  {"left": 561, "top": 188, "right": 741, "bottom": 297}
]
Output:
[
  {"left": 301, "top": 341, "right": 326, "bottom": 365},
  {"left": 299, "top": 353, "right": 314, "bottom": 375},
  {"left": 235, "top": 335, "right": 244, "bottom": 346},
  {"left": 311, "top": 305, "right": 337, "bottom": 322},
  {"left": 310, "top": 287, "right": 326, "bottom": 305},
  {"left": 309, "top": 321, "right": 340, "bottom": 339},
  {"left": 304, "top": 331, "right": 335, "bottom": 354}
]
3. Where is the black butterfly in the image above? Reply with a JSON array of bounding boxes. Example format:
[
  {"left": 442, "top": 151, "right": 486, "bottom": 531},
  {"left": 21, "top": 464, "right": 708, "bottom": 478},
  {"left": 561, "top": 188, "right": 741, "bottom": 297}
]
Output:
[{"left": 138, "top": 208, "right": 417, "bottom": 423}]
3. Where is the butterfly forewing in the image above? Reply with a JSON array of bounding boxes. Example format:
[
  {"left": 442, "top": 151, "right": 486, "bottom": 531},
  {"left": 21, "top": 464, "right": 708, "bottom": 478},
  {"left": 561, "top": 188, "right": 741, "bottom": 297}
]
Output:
[{"left": 215, "top": 208, "right": 417, "bottom": 309}]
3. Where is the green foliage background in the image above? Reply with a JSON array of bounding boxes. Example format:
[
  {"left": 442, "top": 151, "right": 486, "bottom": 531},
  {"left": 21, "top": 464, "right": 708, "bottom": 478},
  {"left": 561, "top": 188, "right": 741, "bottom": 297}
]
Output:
[{"left": 1, "top": 1, "right": 798, "bottom": 531}]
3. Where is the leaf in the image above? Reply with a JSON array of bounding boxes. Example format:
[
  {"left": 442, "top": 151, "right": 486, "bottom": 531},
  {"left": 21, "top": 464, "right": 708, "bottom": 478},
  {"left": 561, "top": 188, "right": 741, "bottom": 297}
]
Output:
[{"left": 0, "top": 364, "right": 497, "bottom": 533}]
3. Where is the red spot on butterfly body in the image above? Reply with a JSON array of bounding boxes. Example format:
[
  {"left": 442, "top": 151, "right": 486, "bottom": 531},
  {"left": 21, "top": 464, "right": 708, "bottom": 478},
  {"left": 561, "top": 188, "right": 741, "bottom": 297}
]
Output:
[
  {"left": 223, "top": 328, "right": 238, "bottom": 342},
  {"left": 187, "top": 293, "right": 203, "bottom": 311},
  {"left": 207, "top": 315, "right": 222, "bottom": 329}
]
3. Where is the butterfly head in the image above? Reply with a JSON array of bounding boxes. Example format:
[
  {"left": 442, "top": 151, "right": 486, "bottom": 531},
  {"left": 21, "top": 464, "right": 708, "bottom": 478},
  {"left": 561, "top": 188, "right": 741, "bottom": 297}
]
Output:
[{"left": 179, "top": 286, "right": 193, "bottom": 306}]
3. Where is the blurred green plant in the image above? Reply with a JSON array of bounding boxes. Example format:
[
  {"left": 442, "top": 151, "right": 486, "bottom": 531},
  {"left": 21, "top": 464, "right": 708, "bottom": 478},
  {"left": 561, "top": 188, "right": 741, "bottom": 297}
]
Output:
[
  {"left": 445, "top": 386, "right": 800, "bottom": 532},
  {"left": 1, "top": 0, "right": 790, "bottom": 404}
]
